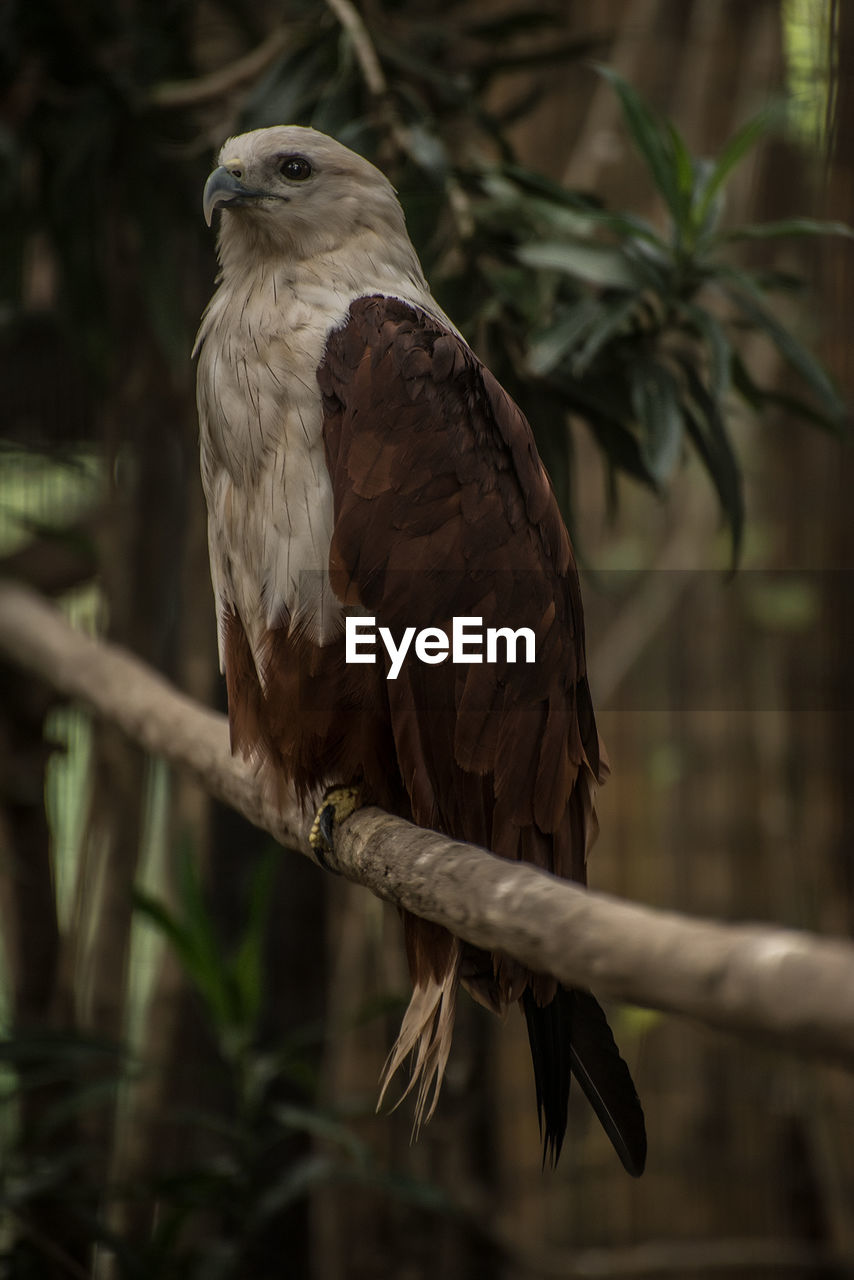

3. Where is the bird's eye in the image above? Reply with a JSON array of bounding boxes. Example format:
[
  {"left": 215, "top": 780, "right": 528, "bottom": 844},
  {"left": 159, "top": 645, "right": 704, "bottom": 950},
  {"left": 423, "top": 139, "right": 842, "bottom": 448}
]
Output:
[{"left": 279, "top": 155, "right": 312, "bottom": 181}]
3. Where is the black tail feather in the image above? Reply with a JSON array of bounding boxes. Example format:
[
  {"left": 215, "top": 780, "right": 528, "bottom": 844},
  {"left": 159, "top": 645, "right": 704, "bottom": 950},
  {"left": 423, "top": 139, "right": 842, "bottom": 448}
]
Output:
[
  {"left": 522, "top": 986, "right": 646, "bottom": 1176},
  {"left": 522, "top": 986, "right": 571, "bottom": 1167}
]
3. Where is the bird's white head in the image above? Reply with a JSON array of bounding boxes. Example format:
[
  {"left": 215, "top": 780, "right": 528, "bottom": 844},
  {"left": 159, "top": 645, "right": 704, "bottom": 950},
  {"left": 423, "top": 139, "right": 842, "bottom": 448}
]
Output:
[{"left": 203, "top": 126, "right": 424, "bottom": 282}]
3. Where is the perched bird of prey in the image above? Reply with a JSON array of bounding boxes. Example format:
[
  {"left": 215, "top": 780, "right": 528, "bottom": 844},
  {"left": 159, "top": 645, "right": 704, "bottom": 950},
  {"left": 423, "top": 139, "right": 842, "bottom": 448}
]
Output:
[{"left": 195, "top": 126, "right": 646, "bottom": 1174}]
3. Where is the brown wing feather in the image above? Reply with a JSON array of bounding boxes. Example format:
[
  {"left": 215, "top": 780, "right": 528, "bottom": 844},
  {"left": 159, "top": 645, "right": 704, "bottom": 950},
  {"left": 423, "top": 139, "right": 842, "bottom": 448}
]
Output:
[
  {"left": 222, "top": 605, "right": 405, "bottom": 815},
  {"left": 319, "top": 295, "right": 601, "bottom": 873},
  {"left": 316, "top": 295, "right": 642, "bottom": 1168}
]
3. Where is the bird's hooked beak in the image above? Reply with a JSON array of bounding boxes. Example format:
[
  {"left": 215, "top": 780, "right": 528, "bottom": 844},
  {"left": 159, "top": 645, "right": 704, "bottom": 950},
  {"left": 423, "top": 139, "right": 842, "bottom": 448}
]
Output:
[{"left": 203, "top": 164, "right": 265, "bottom": 227}]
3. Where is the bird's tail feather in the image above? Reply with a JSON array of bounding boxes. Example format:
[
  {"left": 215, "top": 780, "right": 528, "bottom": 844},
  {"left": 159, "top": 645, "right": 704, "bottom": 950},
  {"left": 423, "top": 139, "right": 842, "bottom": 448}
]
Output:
[
  {"left": 522, "top": 985, "right": 646, "bottom": 1175},
  {"left": 522, "top": 984, "right": 571, "bottom": 1166},
  {"left": 377, "top": 941, "right": 461, "bottom": 1134}
]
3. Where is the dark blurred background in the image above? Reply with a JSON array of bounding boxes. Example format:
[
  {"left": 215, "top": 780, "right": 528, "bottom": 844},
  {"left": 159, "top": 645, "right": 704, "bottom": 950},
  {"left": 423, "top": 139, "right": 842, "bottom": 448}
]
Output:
[{"left": 1, "top": 1, "right": 854, "bottom": 1277}]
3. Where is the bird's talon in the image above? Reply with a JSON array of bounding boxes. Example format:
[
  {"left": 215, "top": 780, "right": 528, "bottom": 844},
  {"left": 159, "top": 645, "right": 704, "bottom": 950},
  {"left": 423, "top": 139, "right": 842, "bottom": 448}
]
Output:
[{"left": 309, "top": 785, "right": 363, "bottom": 871}]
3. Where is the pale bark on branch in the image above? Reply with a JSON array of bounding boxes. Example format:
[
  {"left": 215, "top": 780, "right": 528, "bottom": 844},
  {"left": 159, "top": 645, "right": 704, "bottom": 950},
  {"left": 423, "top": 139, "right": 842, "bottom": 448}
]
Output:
[{"left": 2, "top": 578, "right": 854, "bottom": 1068}]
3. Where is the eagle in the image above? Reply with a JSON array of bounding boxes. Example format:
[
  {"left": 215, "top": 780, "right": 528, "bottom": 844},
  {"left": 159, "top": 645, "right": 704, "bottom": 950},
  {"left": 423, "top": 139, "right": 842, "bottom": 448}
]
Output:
[{"left": 195, "top": 125, "right": 646, "bottom": 1175}]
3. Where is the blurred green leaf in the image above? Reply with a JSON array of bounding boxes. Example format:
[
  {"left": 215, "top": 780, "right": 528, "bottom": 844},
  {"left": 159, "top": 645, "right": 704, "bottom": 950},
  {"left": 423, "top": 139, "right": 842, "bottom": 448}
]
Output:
[
  {"left": 361, "top": 1164, "right": 455, "bottom": 1213},
  {"left": 713, "top": 216, "right": 854, "bottom": 245},
  {"left": 583, "top": 206, "right": 670, "bottom": 249},
  {"left": 491, "top": 162, "right": 600, "bottom": 209},
  {"left": 593, "top": 65, "right": 689, "bottom": 232},
  {"left": 134, "top": 886, "right": 232, "bottom": 1027},
  {"left": 677, "top": 301, "right": 732, "bottom": 399},
  {"left": 629, "top": 361, "right": 684, "bottom": 484},
  {"left": 134, "top": 841, "right": 282, "bottom": 1073},
  {"left": 526, "top": 299, "right": 604, "bottom": 375},
  {"left": 250, "top": 1153, "right": 339, "bottom": 1222},
  {"left": 749, "top": 268, "right": 809, "bottom": 294},
  {"left": 688, "top": 157, "right": 724, "bottom": 241},
  {"left": 717, "top": 267, "right": 845, "bottom": 420},
  {"left": 0, "top": 1031, "right": 127, "bottom": 1065},
  {"left": 732, "top": 354, "right": 843, "bottom": 433},
  {"left": 572, "top": 404, "right": 654, "bottom": 488},
  {"left": 405, "top": 123, "right": 450, "bottom": 179},
  {"left": 35, "top": 1078, "right": 126, "bottom": 1140},
  {"left": 677, "top": 358, "right": 744, "bottom": 557},
  {"left": 664, "top": 119, "right": 696, "bottom": 235},
  {"left": 231, "top": 850, "right": 279, "bottom": 1032},
  {"left": 518, "top": 239, "right": 641, "bottom": 288},
  {"left": 692, "top": 101, "right": 786, "bottom": 236},
  {"left": 572, "top": 295, "right": 639, "bottom": 374},
  {"left": 134, "top": 846, "right": 237, "bottom": 1035},
  {"left": 272, "top": 1104, "right": 370, "bottom": 1163}
]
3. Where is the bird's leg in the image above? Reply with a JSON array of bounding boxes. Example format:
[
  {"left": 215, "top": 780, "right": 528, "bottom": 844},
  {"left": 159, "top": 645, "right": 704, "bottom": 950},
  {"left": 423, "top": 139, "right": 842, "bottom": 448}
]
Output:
[{"left": 309, "top": 784, "right": 363, "bottom": 871}]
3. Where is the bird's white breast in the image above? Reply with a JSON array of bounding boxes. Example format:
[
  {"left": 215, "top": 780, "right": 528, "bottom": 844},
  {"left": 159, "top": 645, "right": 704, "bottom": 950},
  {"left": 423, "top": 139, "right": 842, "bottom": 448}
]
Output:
[{"left": 196, "top": 267, "right": 351, "bottom": 671}]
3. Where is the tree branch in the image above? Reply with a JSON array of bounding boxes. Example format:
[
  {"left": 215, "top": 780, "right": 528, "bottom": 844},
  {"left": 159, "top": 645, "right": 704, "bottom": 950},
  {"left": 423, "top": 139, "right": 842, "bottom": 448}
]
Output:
[
  {"left": 322, "top": 0, "right": 387, "bottom": 97},
  {"left": 148, "top": 27, "right": 291, "bottom": 110},
  {"left": 2, "top": 578, "right": 854, "bottom": 1068}
]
